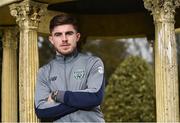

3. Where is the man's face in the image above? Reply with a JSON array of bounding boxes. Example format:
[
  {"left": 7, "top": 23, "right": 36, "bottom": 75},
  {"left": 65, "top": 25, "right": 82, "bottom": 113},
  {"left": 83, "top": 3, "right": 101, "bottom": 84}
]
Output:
[{"left": 49, "top": 24, "right": 80, "bottom": 55}]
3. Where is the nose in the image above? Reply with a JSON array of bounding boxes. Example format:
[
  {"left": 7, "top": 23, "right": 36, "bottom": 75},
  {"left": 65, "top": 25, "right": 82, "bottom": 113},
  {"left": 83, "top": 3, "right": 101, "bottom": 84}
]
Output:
[{"left": 62, "top": 34, "right": 68, "bottom": 42}]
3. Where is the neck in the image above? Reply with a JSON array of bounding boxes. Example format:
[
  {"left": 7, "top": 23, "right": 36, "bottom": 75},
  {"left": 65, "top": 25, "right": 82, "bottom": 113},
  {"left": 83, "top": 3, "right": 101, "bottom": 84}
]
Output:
[{"left": 55, "top": 49, "right": 78, "bottom": 63}]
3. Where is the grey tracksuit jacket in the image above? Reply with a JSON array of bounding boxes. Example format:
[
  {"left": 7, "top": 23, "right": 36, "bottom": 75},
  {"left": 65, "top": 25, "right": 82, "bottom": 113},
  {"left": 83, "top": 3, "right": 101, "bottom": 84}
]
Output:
[{"left": 34, "top": 50, "right": 105, "bottom": 122}]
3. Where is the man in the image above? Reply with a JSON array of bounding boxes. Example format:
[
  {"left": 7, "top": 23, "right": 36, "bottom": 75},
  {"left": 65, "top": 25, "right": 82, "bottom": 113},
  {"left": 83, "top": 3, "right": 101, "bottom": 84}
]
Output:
[{"left": 34, "top": 13, "right": 105, "bottom": 122}]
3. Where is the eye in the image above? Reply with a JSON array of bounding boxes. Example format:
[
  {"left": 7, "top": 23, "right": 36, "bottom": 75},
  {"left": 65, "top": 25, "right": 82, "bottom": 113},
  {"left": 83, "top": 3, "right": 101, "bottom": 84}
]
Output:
[
  {"left": 54, "top": 33, "right": 62, "bottom": 36},
  {"left": 66, "top": 31, "right": 75, "bottom": 36}
]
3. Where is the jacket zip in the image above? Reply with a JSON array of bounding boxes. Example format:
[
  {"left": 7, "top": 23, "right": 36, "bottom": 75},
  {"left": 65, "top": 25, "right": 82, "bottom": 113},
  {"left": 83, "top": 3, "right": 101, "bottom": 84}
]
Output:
[
  {"left": 64, "top": 57, "right": 68, "bottom": 90},
  {"left": 64, "top": 56, "right": 72, "bottom": 121}
]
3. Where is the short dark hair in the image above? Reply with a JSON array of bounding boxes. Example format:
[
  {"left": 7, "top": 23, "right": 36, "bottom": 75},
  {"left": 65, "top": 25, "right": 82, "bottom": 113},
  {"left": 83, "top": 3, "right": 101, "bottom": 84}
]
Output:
[{"left": 49, "top": 13, "right": 79, "bottom": 33}]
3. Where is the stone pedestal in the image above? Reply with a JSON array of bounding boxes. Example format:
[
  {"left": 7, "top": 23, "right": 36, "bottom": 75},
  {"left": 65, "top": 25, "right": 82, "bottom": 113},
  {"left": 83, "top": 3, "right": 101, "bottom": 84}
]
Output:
[
  {"left": 1, "top": 27, "right": 18, "bottom": 122},
  {"left": 9, "top": 0, "right": 47, "bottom": 121}
]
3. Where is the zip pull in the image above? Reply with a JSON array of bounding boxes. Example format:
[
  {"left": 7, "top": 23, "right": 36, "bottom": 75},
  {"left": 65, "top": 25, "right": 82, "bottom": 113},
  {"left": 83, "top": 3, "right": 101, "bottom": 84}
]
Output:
[{"left": 63, "top": 56, "right": 66, "bottom": 62}]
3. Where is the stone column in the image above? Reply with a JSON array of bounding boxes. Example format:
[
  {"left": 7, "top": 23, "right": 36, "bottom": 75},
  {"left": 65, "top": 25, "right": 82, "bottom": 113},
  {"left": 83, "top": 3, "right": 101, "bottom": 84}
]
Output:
[
  {"left": 9, "top": 0, "right": 47, "bottom": 122},
  {"left": 144, "top": 0, "right": 180, "bottom": 122},
  {"left": 1, "top": 27, "right": 18, "bottom": 122}
]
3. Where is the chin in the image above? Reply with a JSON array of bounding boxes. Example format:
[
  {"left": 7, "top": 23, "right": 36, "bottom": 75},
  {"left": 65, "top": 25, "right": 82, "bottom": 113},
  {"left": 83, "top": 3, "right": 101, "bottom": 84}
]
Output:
[{"left": 61, "top": 50, "right": 73, "bottom": 55}]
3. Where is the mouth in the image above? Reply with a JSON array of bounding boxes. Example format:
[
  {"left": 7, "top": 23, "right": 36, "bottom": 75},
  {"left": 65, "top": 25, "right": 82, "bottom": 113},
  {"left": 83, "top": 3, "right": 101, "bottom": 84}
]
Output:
[
  {"left": 60, "top": 44, "right": 71, "bottom": 49},
  {"left": 61, "top": 43, "right": 70, "bottom": 46},
  {"left": 61, "top": 44, "right": 70, "bottom": 46}
]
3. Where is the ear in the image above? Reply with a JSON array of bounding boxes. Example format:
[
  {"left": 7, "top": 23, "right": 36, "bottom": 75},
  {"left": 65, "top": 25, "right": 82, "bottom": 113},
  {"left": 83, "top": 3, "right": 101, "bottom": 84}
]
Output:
[
  {"left": 76, "top": 33, "right": 81, "bottom": 42},
  {"left": 49, "top": 35, "right": 54, "bottom": 45}
]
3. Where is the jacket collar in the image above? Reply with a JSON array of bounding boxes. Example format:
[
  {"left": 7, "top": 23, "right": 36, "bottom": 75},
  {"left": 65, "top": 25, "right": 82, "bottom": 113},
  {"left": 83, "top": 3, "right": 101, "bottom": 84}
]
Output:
[{"left": 55, "top": 49, "right": 78, "bottom": 63}]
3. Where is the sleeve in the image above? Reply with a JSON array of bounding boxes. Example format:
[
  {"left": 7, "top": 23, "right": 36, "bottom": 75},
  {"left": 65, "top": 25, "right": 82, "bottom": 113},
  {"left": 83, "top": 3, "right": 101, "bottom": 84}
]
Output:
[
  {"left": 34, "top": 66, "right": 78, "bottom": 120},
  {"left": 55, "top": 58, "right": 105, "bottom": 109}
]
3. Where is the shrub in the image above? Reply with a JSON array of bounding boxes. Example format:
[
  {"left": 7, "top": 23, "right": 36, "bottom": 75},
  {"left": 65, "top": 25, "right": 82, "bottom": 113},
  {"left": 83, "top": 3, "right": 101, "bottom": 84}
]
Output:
[{"left": 102, "top": 56, "right": 156, "bottom": 122}]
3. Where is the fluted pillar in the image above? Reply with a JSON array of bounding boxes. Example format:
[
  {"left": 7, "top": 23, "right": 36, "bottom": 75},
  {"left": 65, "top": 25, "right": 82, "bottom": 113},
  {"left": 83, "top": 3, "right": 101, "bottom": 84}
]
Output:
[
  {"left": 1, "top": 27, "right": 18, "bottom": 122},
  {"left": 9, "top": 0, "right": 47, "bottom": 122},
  {"left": 144, "top": 0, "right": 180, "bottom": 122}
]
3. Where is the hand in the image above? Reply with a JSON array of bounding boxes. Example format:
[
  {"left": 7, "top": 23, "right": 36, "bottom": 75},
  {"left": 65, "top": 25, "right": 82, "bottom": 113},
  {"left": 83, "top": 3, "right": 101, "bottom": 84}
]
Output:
[
  {"left": 51, "top": 90, "right": 59, "bottom": 102},
  {"left": 48, "top": 94, "right": 55, "bottom": 103}
]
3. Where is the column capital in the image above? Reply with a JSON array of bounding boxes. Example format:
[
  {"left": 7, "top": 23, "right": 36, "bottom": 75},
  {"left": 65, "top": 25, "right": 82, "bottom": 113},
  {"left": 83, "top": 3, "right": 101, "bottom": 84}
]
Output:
[
  {"left": 143, "top": 0, "right": 180, "bottom": 23},
  {"left": 9, "top": 0, "right": 47, "bottom": 30},
  {"left": 2, "top": 27, "right": 18, "bottom": 49}
]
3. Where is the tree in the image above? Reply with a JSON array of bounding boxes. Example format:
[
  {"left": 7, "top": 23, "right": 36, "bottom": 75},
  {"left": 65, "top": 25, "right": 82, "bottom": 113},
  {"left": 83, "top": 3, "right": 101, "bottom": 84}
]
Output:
[
  {"left": 102, "top": 56, "right": 156, "bottom": 122},
  {"left": 38, "top": 35, "right": 55, "bottom": 67},
  {"left": 82, "top": 38, "right": 128, "bottom": 81}
]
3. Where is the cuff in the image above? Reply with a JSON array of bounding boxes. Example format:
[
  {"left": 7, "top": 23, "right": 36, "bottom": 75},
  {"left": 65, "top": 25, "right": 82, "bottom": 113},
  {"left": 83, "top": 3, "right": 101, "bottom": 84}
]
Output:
[{"left": 56, "top": 90, "right": 66, "bottom": 103}]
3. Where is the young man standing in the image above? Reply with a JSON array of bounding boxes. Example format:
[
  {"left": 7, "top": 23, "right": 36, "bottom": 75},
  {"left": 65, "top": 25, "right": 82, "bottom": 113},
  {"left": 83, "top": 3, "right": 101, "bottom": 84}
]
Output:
[{"left": 34, "top": 13, "right": 105, "bottom": 122}]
